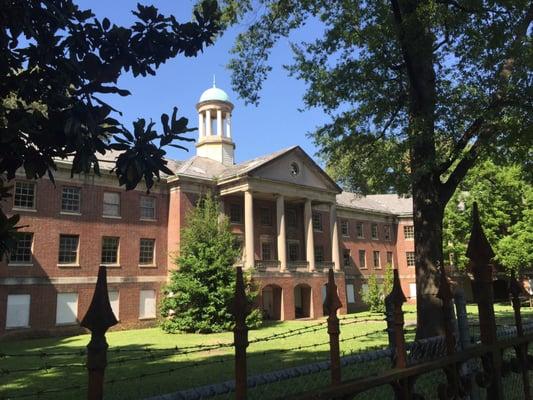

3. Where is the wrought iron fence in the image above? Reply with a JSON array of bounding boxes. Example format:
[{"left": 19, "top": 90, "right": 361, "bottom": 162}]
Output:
[{"left": 2, "top": 201, "right": 532, "bottom": 400}]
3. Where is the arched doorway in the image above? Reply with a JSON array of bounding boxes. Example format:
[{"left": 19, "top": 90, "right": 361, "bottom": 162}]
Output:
[
  {"left": 262, "top": 285, "right": 282, "bottom": 320},
  {"left": 294, "top": 284, "right": 312, "bottom": 319}
]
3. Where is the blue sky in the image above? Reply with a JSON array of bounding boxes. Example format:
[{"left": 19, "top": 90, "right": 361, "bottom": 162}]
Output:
[{"left": 78, "top": 1, "right": 327, "bottom": 164}]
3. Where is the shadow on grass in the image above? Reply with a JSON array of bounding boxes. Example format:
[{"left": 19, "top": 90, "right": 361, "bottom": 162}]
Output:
[{"left": 0, "top": 325, "right": 396, "bottom": 400}]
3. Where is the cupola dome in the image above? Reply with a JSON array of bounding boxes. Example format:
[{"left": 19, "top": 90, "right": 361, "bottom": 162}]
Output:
[{"left": 199, "top": 86, "right": 230, "bottom": 103}]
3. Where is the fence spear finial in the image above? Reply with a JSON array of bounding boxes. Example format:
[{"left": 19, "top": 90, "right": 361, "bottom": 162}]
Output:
[{"left": 466, "top": 202, "right": 495, "bottom": 267}]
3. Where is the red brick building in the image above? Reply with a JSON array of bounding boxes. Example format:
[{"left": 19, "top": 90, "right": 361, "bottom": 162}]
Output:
[{"left": 0, "top": 85, "right": 415, "bottom": 336}]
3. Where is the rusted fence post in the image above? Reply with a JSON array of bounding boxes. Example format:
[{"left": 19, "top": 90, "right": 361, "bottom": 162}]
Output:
[
  {"left": 466, "top": 202, "right": 503, "bottom": 400},
  {"left": 233, "top": 267, "right": 249, "bottom": 400},
  {"left": 510, "top": 272, "right": 531, "bottom": 400},
  {"left": 80, "top": 266, "right": 118, "bottom": 400},
  {"left": 324, "top": 268, "right": 342, "bottom": 385},
  {"left": 437, "top": 265, "right": 463, "bottom": 398},
  {"left": 384, "top": 269, "right": 409, "bottom": 399}
]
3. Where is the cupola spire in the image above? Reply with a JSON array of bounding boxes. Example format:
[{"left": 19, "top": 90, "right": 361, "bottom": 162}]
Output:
[{"left": 196, "top": 81, "right": 235, "bottom": 165}]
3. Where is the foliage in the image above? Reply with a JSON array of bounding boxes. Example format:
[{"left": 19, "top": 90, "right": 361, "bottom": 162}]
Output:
[
  {"left": 0, "top": 1, "right": 222, "bottom": 258},
  {"left": 363, "top": 264, "right": 394, "bottom": 313},
  {"left": 444, "top": 160, "right": 533, "bottom": 273},
  {"left": 363, "top": 274, "right": 384, "bottom": 313},
  {"left": 160, "top": 194, "right": 262, "bottom": 333},
  {"left": 219, "top": 0, "right": 532, "bottom": 336}
]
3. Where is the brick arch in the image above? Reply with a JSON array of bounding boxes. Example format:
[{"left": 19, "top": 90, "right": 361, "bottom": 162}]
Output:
[
  {"left": 260, "top": 284, "right": 283, "bottom": 321},
  {"left": 294, "top": 283, "right": 312, "bottom": 319}
]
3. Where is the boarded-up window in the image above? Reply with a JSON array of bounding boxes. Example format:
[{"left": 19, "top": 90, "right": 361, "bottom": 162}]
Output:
[
  {"left": 108, "top": 291, "right": 119, "bottom": 320},
  {"left": 6, "top": 294, "right": 30, "bottom": 328},
  {"left": 409, "top": 283, "right": 417, "bottom": 298},
  {"left": 346, "top": 284, "right": 355, "bottom": 303},
  {"left": 56, "top": 293, "right": 78, "bottom": 325},
  {"left": 139, "top": 290, "right": 156, "bottom": 319}
]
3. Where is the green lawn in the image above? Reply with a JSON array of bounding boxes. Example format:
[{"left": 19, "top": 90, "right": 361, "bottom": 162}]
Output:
[{"left": 0, "top": 304, "right": 531, "bottom": 400}]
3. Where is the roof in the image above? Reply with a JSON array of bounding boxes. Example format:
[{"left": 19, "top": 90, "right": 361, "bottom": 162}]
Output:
[
  {"left": 336, "top": 192, "right": 413, "bottom": 215},
  {"left": 199, "top": 85, "right": 230, "bottom": 103}
]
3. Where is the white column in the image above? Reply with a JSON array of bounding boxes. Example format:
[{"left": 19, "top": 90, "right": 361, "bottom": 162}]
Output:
[
  {"left": 304, "top": 199, "right": 315, "bottom": 272},
  {"left": 206, "top": 109, "right": 212, "bottom": 136},
  {"left": 198, "top": 112, "right": 205, "bottom": 139},
  {"left": 276, "top": 195, "right": 287, "bottom": 272},
  {"left": 330, "top": 203, "right": 341, "bottom": 271},
  {"left": 244, "top": 190, "right": 255, "bottom": 269},
  {"left": 225, "top": 113, "right": 231, "bottom": 139},
  {"left": 217, "top": 109, "right": 223, "bottom": 137}
]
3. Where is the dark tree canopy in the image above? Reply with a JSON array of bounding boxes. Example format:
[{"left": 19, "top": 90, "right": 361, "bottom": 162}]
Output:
[
  {"left": 0, "top": 1, "right": 222, "bottom": 257},
  {"left": 221, "top": 0, "right": 532, "bottom": 336}
]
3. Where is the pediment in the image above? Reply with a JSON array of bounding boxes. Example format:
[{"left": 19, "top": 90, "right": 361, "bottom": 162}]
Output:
[{"left": 249, "top": 147, "right": 340, "bottom": 193}]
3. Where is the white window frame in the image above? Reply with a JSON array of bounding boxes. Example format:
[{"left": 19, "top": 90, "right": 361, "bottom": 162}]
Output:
[
  {"left": 61, "top": 186, "right": 81, "bottom": 214},
  {"left": 101, "top": 236, "right": 120, "bottom": 266},
  {"left": 140, "top": 196, "right": 156, "bottom": 220},
  {"left": 371, "top": 223, "right": 379, "bottom": 240},
  {"left": 341, "top": 220, "right": 349, "bottom": 237},
  {"left": 356, "top": 222, "right": 364, "bottom": 238},
  {"left": 56, "top": 293, "right": 78, "bottom": 325},
  {"left": 384, "top": 225, "right": 391, "bottom": 241},
  {"left": 139, "top": 238, "right": 156, "bottom": 266},
  {"left": 359, "top": 250, "right": 367, "bottom": 269},
  {"left": 406, "top": 251, "right": 416, "bottom": 267},
  {"left": 13, "top": 181, "right": 36, "bottom": 210},
  {"left": 6, "top": 294, "right": 31, "bottom": 329},
  {"left": 8, "top": 232, "right": 34, "bottom": 266},
  {"left": 58, "top": 234, "right": 80, "bottom": 266},
  {"left": 103, "top": 192, "right": 121, "bottom": 218},
  {"left": 139, "top": 289, "right": 156, "bottom": 319},
  {"left": 404, "top": 225, "right": 415, "bottom": 240},
  {"left": 373, "top": 250, "right": 381, "bottom": 269}
]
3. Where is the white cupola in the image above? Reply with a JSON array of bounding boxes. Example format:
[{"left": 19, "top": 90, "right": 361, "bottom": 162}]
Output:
[{"left": 196, "top": 79, "right": 235, "bottom": 165}]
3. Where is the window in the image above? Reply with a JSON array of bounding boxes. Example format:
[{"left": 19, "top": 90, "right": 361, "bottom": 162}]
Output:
[
  {"left": 261, "top": 241, "right": 272, "bottom": 260},
  {"left": 288, "top": 242, "right": 299, "bottom": 261},
  {"left": 404, "top": 225, "right": 414, "bottom": 239},
  {"left": 6, "top": 294, "right": 30, "bottom": 328},
  {"left": 373, "top": 251, "right": 381, "bottom": 269},
  {"left": 58, "top": 234, "right": 79, "bottom": 265},
  {"left": 343, "top": 249, "right": 351, "bottom": 267},
  {"left": 386, "top": 251, "right": 394, "bottom": 267},
  {"left": 409, "top": 283, "right": 417, "bottom": 298},
  {"left": 229, "top": 204, "right": 242, "bottom": 224},
  {"left": 341, "top": 220, "right": 349, "bottom": 237},
  {"left": 260, "top": 207, "right": 272, "bottom": 226},
  {"left": 406, "top": 251, "right": 416, "bottom": 267},
  {"left": 61, "top": 186, "right": 81, "bottom": 213},
  {"left": 346, "top": 284, "right": 355, "bottom": 303},
  {"left": 356, "top": 222, "right": 364, "bottom": 238},
  {"left": 314, "top": 245, "right": 324, "bottom": 263},
  {"left": 14, "top": 181, "right": 36, "bottom": 209},
  {"left": 371, "top": 224, "right": 378, "bottom": 239},
  {"left": 140, "top": 196, "right": 156, "bottom": 220},
  {"left": 359, "top": 250, "right": 366, "bottom": 268},
  {"left": 101, "top": 237, "right": 119, "bottom": 265},
  {"left": 139, "top": 289, "right": 156, "bottom": 319},
  {"left": 108, "top": 291, "right": 119, "bottom": 320},
  {"left": 9, "top": 232, "right": 33, "bottom": 265},
  {"left": 139, "top": 239, "right": 155, "bottom": 265},
  {"left": 56, "top": 293, "right": 78, "bottom": 325},
  {"left": 312, "top": 212, "right": 323, "bottom": 231},
  {"left": 384, "top": 225, "right": 391, "bottom": 241},
  {"left": 103, "top": 192, "right": 120, "bottom": 217},
  {"left": 287, "top": 208, "right": 297, "bottom": 228}
]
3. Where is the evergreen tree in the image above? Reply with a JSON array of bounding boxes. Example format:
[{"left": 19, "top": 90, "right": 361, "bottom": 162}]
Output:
[{"left": 160, "top": 194, "right": 262, "bottom": 333}]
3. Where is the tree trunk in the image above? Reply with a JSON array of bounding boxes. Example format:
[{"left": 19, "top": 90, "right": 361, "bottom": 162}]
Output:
[{"left": 413, "top": 178, "right": 446, "bottom": 338}]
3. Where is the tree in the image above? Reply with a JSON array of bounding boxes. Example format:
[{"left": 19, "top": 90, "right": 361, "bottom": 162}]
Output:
[
  {"left": 444, "top": 160, "right": 533, "bottom": 273},
  {"left": 363, "top": 274, "right": 384, "bottom": 313},
  {"left": 220, "top": 0, "right": 533, "bottom": 337},
  {"left": 0, "top": 1, "right": 222, "bottom": 258},
  {"left": 160, "top": 194, "right": 262, "bottom": 333}
]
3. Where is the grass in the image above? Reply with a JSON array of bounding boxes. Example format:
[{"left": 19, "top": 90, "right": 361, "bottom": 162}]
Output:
[{"left": 1, "top": 304, "right": 531, "bottom": 400}]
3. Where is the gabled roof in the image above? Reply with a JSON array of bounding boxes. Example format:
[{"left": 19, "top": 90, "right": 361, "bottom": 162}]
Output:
[{"left": 337, "top": 192, "right": 412, "bottom": 216}]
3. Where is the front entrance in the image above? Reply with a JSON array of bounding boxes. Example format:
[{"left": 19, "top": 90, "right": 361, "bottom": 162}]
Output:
[
  {"left": 262, "top": 285, "right": 282, "bottom": 320},
  {"left": 294, "top": 284, "right": 312, "bottom": 318}
]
